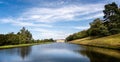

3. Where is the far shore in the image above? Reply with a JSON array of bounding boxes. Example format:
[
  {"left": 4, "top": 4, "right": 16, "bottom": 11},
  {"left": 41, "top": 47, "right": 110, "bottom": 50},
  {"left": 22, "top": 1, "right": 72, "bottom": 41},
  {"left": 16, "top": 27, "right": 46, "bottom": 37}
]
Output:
[{"left": 0, "top": 42, "right": 52, "bottom": 49}]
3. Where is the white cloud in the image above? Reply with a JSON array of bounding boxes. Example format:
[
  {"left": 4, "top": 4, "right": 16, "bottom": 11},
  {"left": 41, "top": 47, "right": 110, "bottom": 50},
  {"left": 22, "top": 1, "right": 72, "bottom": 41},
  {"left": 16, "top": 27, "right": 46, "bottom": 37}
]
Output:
[
  {"left": 19, "top": 3, "right": 104, "bottom": 23},
  {"left": 76, "top": 13, "right": 104, "bottom": 21},
  {"left": 0, "top": 18, "right": 52, "bottom": 27},
  {"left": 0, "top": 3, "right": 105, "bottom": 39},
  {"left": 0, "top": 3, "right": 104, "bottom": 25},
  {"left": 30, "top": 28, "right": 72, "bottom": 39},
  {"left": 74, "top": 26, "right": 90, "bottom": 30}
]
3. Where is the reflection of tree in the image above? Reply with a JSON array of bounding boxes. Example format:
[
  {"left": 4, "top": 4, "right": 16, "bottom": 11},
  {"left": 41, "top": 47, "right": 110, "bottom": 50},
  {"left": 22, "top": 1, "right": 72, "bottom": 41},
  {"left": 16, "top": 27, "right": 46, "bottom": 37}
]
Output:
[
  {"left": 78, "top": 46, "right": 120, "bottom": 62},
  {"left": 19, "top": 46, "right": 31, "bottom": 59}
]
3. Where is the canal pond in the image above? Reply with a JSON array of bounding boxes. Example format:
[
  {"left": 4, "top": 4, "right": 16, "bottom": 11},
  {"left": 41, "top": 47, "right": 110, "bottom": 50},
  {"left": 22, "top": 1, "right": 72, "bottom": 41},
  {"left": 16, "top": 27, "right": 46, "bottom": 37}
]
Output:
[{"left": 0, "top": 43, "right": 120, "bottom": 62}]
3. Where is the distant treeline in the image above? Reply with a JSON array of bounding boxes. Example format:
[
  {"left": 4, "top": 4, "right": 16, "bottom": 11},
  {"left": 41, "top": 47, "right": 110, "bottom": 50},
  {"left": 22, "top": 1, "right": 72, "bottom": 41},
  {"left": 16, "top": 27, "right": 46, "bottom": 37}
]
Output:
[
  {"left": 0, "top": 27, "right": 55, "bottom": 46},
  {"left": 66, "top": 2, "right": 120, "bottom": 41}
]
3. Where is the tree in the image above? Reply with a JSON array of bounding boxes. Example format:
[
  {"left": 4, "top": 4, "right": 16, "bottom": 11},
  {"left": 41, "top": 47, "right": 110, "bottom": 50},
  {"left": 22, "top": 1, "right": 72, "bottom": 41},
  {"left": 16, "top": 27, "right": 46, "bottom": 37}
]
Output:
[
  {"left": 88, "top": 18, "right": 109, "bottom": 36},
  {"left": 103, "top": 2, "right": 120, "bottom": 34},
  {"left": 66, "top": 2, "right": 120, "bottom": 41},
  {"left": 0, "top": 33, "right": 20, "bottom": 45},
  {"left": 17, "top": 27, "right": 33, "bottom": 43},
  {"left": 26, "top": 30, "right": 32, "bottom": 41},
  {"left": 103, "top": 2, "right": 118, "bottom": 21},
  {"left": 0, "top": 27, "right": 33, "bottom": 45},
  {"left": 6, "top": 33, "right": 20, "bottom": 45},
  {"left": 66, "top": 35, "right": 74, "bottom": 41},
  {"left": 0, "top": 34, "right": 6, "bottom": 45},
  {"left": 66, "top": 30, "right": 89, "bottom": 41}
]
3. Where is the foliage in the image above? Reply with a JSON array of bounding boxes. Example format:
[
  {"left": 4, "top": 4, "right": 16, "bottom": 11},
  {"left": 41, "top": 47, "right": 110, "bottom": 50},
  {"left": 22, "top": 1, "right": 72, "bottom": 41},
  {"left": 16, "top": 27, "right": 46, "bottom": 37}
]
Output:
[
  {"left": 66, "top": 30, "right": 88, "bottom": 41},
  {"left": 66, "top": 2, "right": 120, "bottom": 41},
  {"left": 0, "top": 27, "right": 33, "bottom": 45},
  {"left": 0, "top": 27, "right": 55, "bottom": 46},
  {"left": 88, "top": 18, "right": 109, "bottom": 36},
  {"left": 103, "top": 2, "right": 120, "bottom": 34},
  {"left": 17, "top": 27, "right": 33, "bottom": 43},
  {"left": 0, "top": 34, "right": 6, "bottom": 45},
  {"left": 36, "top": 38, "right": 55, "bottom": 43}
]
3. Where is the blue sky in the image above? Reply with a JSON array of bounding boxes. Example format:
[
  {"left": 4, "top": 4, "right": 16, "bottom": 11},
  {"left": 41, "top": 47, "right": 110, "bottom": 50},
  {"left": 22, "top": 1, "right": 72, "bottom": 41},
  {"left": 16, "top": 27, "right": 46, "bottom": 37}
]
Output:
[{"left": 0, "top": 0, "right": 120, "bottom": 39}]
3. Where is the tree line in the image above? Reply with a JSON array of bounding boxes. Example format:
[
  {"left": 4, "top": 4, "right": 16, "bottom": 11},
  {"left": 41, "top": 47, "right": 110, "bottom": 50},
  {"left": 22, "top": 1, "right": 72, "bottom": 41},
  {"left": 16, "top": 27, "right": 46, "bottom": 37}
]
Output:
[
  {"left": 0, "top": 27, "right": 55, "bottom": 46},
  {"left": 66, "top": 2, "right": 120, "bottom": 41}
]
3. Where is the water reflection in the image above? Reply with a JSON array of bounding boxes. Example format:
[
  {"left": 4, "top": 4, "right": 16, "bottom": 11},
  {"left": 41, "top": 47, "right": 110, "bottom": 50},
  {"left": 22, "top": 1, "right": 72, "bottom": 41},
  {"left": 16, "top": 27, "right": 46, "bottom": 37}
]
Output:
[
  {"left": 0, "top": 46, "right": 31, "bottom": 62},
  {"left": 18, "top": 46, "right": 31, "bottom": 59},
  {"left": 0, "top": 43, "right": 120, "bottom": 62},
  {"left": 79, "top": 46, "right": 120, "bottom": 62},
  {"left": 82, "top": 46, "right": 120, "bottom": 58}
]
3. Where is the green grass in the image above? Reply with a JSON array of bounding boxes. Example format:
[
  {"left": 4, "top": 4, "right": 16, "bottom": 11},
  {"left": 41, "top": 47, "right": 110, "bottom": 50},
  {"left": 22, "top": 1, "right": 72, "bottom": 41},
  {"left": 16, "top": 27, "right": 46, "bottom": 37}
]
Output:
[
  {"left": 70, "top": 34, "right": 120, "bottom": 49},
  {"left": 0, "top": 42, "right": 52, "bottom": 49}
]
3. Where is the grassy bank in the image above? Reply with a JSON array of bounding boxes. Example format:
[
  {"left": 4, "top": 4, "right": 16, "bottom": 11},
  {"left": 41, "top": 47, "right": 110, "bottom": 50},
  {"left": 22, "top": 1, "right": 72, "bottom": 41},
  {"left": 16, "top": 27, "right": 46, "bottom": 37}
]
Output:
[
  {"left": 0, "top": 42, "right": 52, "bottom": 49},
  {"left": 70, "top": 34, "right": 120, "bottom": 49}
]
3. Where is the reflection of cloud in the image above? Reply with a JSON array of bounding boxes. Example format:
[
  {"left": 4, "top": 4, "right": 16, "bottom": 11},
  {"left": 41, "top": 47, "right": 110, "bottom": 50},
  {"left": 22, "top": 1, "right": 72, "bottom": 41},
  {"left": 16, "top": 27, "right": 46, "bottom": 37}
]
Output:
[{"left": 27, "top": 43, "right": 89, "bottom": 62}]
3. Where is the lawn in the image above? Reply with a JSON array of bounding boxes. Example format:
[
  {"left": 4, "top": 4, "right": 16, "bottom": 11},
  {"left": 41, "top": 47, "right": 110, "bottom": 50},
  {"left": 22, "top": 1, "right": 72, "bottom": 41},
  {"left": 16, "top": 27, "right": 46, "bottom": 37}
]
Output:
[{"left": 70, "top": 34, "right": 120, "bottom": 49}]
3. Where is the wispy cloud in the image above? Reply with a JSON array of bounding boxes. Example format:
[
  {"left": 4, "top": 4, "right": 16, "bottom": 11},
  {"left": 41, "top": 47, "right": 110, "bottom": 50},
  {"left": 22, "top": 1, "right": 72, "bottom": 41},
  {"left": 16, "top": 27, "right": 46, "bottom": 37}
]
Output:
[
  {"left": 30, "top": 28, "right": 72, "bottom": 39},
  {"left": 0, "top": 18, "right": 52, "bottom": 27},
  {"left": 0, "top": 3, "right": 104, "bottom": 23},
  {"left": 21, "top": 3, "right": 104, "bottom": 23},
  {"left": 74, "top": 26, "right": 90, "bottom": 30},
  {"left": 0, "top": 1, "right": 106, "bottom": 39},
  {"left": 76, "top": 13, "right": 104, "bottom": 21}
]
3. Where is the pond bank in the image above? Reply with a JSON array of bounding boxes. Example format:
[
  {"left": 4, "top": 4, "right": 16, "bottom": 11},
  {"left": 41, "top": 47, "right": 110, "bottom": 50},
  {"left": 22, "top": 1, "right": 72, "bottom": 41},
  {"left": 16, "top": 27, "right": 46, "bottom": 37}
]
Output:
[
  {"left": 0, "top": 42, "right": 52, "bottom": 49},
  {"left": 70, "top": 34, "right": 120, "bottom": 49}
]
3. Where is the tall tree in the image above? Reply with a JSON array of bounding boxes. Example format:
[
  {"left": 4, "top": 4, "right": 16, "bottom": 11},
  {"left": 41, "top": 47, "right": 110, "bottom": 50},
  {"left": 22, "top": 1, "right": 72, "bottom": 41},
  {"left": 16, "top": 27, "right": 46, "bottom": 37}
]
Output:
[
  {"left": 0, "top": 34, "right": 6, "bottom": 45},
  {"left": 17, "top": 27, "right": 33, "bottom": 43},
  {"left": 89, "top": 18, "right": 109, "bottom": 36},
  {"left": 103, "top": 2, "right": 120, "bottom": 34},
  {"left": 103, "top": 2, "right": 118, "bottom": 21}
]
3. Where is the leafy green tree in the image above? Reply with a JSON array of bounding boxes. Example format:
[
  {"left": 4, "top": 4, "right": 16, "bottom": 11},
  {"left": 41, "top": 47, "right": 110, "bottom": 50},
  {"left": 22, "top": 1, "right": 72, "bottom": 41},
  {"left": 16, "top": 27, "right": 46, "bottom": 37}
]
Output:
[
  {"left": 66, "top": 30, "right": 88, "bottom": 41},
  {"left": 66, "top": 2, "right": 120, "bottom": 41},
  {"left": 17, "top": 27, "right": 33, "bottom": 43},
  {"left": 6, "top": 33, "right": 20, "bottom": 45},
  {"left": 89, "top": 18, "right": 109, "bottom": 36},
  {"left": 0, "top": 34, "right": 6, "bottom": 45},
  {"left": 0, "top": 33, "right": 20, "bottom": 45},
  {"left": 66, "top": 35, "right": 74, "bottom": 41},
  {"left": 103, "top": 2, "right": 120, "bottom": 34},
  {"left": 103, "top": 2, "right": 118, "bottom": 21},
  {"left": 0, "top": 27, "right": 33, "bottom": 45}
]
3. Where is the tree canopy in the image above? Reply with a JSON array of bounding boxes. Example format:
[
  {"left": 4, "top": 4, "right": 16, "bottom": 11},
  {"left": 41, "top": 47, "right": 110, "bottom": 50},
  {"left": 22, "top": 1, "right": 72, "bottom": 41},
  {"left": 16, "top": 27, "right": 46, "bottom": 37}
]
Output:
[
  {"left": 0, "top": 27, "right": 55, "bottom": 46},
  {"left": 66, "top": 2, "right": 120, "bottom": 41}
]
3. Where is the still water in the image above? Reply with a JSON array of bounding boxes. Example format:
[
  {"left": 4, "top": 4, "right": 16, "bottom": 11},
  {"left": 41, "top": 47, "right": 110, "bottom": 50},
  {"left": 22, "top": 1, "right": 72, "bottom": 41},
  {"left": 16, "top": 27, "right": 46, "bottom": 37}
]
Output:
[{"left": 0, "top": 43, "right": 120, "bottom": 62}]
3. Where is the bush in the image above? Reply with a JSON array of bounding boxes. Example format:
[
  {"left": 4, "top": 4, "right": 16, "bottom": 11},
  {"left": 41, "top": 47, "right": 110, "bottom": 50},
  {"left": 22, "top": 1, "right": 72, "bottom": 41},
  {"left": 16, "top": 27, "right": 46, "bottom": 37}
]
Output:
[
  {"left": 66, "top": 30, "right": 88, "bottom": 41},
  {"left": 110, "top": 28, "right": 120, "bottom": 35}
]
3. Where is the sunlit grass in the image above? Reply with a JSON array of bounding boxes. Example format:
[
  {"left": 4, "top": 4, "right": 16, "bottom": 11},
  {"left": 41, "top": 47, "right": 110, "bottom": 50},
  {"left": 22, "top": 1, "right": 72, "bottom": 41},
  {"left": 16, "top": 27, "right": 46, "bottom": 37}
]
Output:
[
  {"left": 0, "top": 42, "right": 52, "bottom": 49},
  {"left": 70, "top": 34, "right": 120, "bottom": 49}
]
